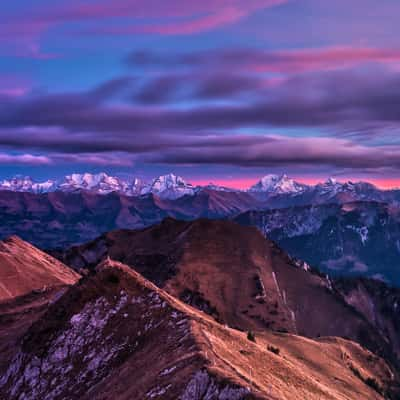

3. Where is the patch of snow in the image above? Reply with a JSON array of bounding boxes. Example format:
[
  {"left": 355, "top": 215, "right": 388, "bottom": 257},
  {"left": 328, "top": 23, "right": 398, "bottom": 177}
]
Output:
[{"left": 160, "top": 365, "right": 177, "bottom": 376}]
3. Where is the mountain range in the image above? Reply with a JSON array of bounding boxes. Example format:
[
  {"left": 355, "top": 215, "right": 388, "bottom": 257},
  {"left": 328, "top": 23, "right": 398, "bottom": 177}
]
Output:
[
  {"left": 2, "top": 171, "right": 400, "bottom": 286},
  {"left": 1, "top": 219, "right": 399, "bottom": 399},
  {"left": 1, "top": 172, "right": 399, "bottom": 204},
  {"left": 0, "top": 173, "right": 201, "bottom": 200},
  {"left": 1, "top": 173, "right": 400, "bottom": 287}
]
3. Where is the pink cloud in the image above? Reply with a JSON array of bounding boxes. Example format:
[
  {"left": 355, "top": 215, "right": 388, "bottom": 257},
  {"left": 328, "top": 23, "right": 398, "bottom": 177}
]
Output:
[
  {"left": 105, "top": 7, "right": 249, "bottom": 36},
  {"left": 0, "top": 75, "right": 31, "bottom": 98},
  {"left": 78, "top": 0, "right": 288, "bottom": 35},
  {"left": 249, "top": 47, "right": 400, "bottom": 73},
  {"left": 0, "top": 88, "right": 29, "bottom": 98},
  {"left": 0, "top": 0, "right": 288, "bottom": 50},
  {"left": 52, "top": 0, "right": 286, "bottom": 23}
]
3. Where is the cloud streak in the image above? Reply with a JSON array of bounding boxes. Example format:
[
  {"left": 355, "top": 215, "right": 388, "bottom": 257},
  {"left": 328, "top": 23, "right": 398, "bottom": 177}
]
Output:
[
  {"left": 0, "top": 153, "right": 51, "bottom": 165},
  {"left": 0, "top": 0, "right": 287, "bottom": 54},
  {"left": 126, "top": 47, "right": 400, "bottom": 74}
]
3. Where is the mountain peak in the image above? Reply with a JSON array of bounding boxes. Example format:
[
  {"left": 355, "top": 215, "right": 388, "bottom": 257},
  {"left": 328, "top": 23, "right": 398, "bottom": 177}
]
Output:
[
  {"left": 249, "top": 174, "right": 308, "bottom": 194},
  {"left": 141, "top": 173, "right": 197, "bottom": 199},
  {"left": 326, "top": 177, "right": 338, "bottom": 185},
  {"left": 60, "top": 172, "right": 128, "bottom": 194},
  {"left": 0, "top": 176, "right": 57, "bottom": 194}
]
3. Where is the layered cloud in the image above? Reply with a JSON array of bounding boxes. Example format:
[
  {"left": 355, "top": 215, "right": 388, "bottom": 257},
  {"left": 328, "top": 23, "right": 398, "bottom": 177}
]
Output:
[
  {"left": 0, "top": 153, "right": 51, "bottom": 166},
  {"left": 2, "top": 64, "right": 400, "bottom": 135},
  {"left": 127, "top": 47, "right": 400, "bottom": 74},
  {"left": 2, "top": 125, "right": 400, "bottom": 172},
  {"left": 2, "top": 62, "right": 400, "bottom": 170}
]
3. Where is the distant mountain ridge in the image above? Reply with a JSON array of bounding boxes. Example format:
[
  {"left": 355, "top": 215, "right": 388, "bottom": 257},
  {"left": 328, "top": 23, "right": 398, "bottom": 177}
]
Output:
[
  {"left": 234, "top": 201, "right": 400, "bottom": 285},
  {"left": 0, "top": 173, "right": 203, "bottom": 200},
  {"left": 1, "top": 172, "right": 398, "bottom": 203}
]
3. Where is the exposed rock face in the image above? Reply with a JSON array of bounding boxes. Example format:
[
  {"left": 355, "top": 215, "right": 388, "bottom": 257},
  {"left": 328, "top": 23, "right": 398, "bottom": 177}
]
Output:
[
  {"left": 0, "top": 261, "right": 396, "bottom": 400},
  {"left": 180, "top": 370, "right": 251, "bottom": 400}
]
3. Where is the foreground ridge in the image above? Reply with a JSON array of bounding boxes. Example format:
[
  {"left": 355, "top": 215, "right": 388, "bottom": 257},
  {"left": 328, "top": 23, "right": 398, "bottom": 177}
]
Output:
[{"left": 0, "top": 260, "right": 395, "bottom": 399}]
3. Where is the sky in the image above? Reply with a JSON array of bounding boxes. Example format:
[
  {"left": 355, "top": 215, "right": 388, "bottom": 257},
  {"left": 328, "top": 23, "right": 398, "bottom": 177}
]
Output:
[{"left": 1, "top": 0, "right": 400, "bottom": 188}]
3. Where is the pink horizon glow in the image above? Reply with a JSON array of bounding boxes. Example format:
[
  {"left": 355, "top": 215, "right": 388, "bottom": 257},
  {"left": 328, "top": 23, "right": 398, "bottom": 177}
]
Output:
[
  {"left": 250, "top": 47, "right": 400, "bottom": 74},
  {"left": 190, "top": 177, "right": 400, "bottom": 190}
]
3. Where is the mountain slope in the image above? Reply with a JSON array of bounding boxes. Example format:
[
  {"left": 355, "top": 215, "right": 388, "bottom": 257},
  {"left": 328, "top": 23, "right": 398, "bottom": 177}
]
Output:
[
  {"left": 0, "top": 236, "right": 79, "bottom": 301},
  {"left": 0, "top": 260, "right": 395, "bottom": 400},
  {"left": 234, "top": 201, "right": 400, "bottom": 285},
  {"left": 0, "top": 190, "right": 260, "bottom": 249},
  {"left": 60, "top": 218, "right": 398, "bottom": 370},
  {"left": 335, "top": 278, "right": 400, "bottom": 362}
]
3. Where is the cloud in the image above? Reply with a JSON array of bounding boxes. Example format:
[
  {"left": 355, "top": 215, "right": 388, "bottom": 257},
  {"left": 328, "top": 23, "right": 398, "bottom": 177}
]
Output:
[
  {"left": 143, "top": 135, "right": 400, "bottom": 170},
  {"left": 89, "top": 76, "right": 136, "bottom": 101},
  {"left": 132, "top": 72, "right": 262, "bottom": 104},
  {"left": 52, "top": 152, "right": 135, "bottom": 167},
  {"left": 0, "top": 75, "right": 31, "bottom": 98},
  {"left": 126, "top": 47, "right": 400, "bottom": 73},
  {"left": 3, "top": 67, "right": 400, "bottom": 134},
  {"left": 2, "top": 54, "right": 400, "bottom": 171},
  {"left": 0, "top": 0, "right": 287, "bottom": 57},
  {"left": 2, "top": 124, "right": 400, "bottom": 171},
  {"left": 0, "top": 153, "right": 51, "bottom": 165}
]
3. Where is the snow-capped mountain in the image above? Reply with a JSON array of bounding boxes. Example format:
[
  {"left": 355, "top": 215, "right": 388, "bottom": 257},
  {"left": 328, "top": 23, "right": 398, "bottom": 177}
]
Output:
[
  {"left": 0, "top": 173, "right": 194, "bottom": 199},
  {"left": 59, "top": 173, "right": 130, "bottom": 194},
  {"left": 0, "top": 176, "right": 57, "bottom": 194},
  {"left": 141, "top": 173, "right": 198, "bottom": 200},
  {"left": 313, "top": 178, "right": 383, "bottom": 202},
  {"left": 0, "top": 172, "right": 395, "bottom": 204},
  {"left": 249, "top": 174, "right": 309, "bottom": 194}
]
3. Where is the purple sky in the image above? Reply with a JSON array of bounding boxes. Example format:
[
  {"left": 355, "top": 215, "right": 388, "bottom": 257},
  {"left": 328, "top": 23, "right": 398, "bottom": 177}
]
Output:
[{"left": 1, "top": 0, "right": 400, "bottom": 187}]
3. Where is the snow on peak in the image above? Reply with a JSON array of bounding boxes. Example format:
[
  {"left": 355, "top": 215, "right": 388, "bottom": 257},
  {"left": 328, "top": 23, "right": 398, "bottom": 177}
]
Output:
[
  {"left": 315, "top": 178, "right": 380, "bottom": 199},
  {"left": 0, "top": 176, "right": 57, "bottom": 194},
  {"left": 249, "top": 174, "right": 307, "bottom": 194},
  {"left": 59, "top": 172, "right": 128, "bottom": 194},
  {"left": 0, "top": 172, "right": 382, "bottom": 201},
  {"left": 141, "top": 173, "right": 197, "bottom": 199},
  {"left": 326, "top": 177, "right": 338, "bottom": 185},
  {"left": 0, "top": 172, "right": 197, "bottom": 198}
]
